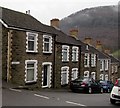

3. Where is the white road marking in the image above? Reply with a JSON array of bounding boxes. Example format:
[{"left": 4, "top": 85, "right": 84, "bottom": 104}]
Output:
[
  {"left": 9, "top": 88, "right": 22, "bottom": 92},
  {"left": 66, "top": 101, "right": 86, "bottom": 107},
  {"left": 34, "top": 94, "right": 50, "bottom": 99}
]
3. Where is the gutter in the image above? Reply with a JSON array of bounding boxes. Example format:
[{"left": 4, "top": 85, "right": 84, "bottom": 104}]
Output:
[{"left": 0, "top": 19, "right": 56, "bottom": 35}]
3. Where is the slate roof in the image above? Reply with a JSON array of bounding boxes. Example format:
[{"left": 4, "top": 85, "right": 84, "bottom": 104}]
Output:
[
  {"left": 1, "top": 7, "right": 56, "bottom": 34},
  {"left": 108, "top": 55, "right": 120, "bottom": 63},
  {"left": 54, "top": 29, "right": 81, "bottom": 46},
  {"left": 1, "top": 7, "right": 81, "bottom": 46}
]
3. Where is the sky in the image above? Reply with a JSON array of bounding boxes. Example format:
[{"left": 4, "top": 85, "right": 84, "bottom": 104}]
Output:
[{"left": 0, "top": 0, "right": 119, "bottom": 25}]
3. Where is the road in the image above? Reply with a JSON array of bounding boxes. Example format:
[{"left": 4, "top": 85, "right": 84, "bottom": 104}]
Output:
[{"left": 2, "top": 87, "right": 120, "bottom": 107}]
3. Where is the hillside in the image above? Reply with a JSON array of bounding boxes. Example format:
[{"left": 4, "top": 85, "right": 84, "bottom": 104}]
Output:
[{"left": 60, "top": 5, "right": 119, "bottom": 52}]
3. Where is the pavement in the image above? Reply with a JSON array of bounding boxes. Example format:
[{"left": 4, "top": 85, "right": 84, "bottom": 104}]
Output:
[{"left": 2, "top": 80, "right": 71, "bottom": 92}]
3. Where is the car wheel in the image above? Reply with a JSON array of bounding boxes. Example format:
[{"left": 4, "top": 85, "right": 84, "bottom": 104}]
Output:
[
  {"left": 88, "top": 87, "right": 92, "bottom": 94},
  {"left": 110, "top": 98, "right": 116, "bottom": 104}
]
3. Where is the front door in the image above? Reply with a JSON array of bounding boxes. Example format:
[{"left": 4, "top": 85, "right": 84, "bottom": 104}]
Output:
[
  {"left": 43, "top": 65, "right": 48, "bottom": 87},
  {"left": 42, "top": 63, "right": 52, "bottom": 88}
]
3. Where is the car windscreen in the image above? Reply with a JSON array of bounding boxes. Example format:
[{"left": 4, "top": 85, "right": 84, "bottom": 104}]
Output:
[{"left": 100, "top": 81, "right": 107, "bottom": 85}]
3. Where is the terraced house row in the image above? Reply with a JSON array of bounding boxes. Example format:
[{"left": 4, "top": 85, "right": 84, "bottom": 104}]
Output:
[{"left": 1, "top": 7, "right": 120, "bottom": 89}]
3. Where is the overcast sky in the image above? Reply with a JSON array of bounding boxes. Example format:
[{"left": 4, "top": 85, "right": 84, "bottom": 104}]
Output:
[{"left": 0, "top": 0, "right": 119, "bottom": 25}]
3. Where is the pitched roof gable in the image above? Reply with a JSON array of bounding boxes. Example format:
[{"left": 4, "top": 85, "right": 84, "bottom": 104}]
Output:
[{"left": 1, "top": 7, "right": 56, "bottom": 34}]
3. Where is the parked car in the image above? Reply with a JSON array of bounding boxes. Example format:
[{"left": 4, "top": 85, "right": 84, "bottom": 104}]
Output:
[
  {"left": 97, "top": 80, "right": 114, "bottom": 93},
  {"left": 110, "top": 78, "right": 120, "bottom": 104},
  {"left": 70, "top": 77, "right": 103, "bottom": 93}
]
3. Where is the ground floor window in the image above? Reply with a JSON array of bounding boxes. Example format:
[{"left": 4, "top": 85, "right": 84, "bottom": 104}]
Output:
[
  {"left": 91, "top": 72, "right": 96, "bottom": 80},
  {"left": 100, "top": 74, "right": 104, "bottom": 80},
  {"left": 61, "top": 66, "right": 69, "bottom": 85},
  {"left": 25, "top": 60, "right": 37, "bottom": 83},
  {"left": 71, "top": 68, "right": 78, "bottom": 80},
  {"left": 84, "top": 71, "right": 89, "bottom": 78},
  {"left": 105, "top": 74, "right": 108, "bottom": 81}
]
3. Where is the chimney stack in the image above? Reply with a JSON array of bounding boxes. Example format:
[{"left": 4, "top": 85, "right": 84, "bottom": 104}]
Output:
[
  {"left": 84, "top": 37, "right": 92, "bottom": 45},
  {"left": 96, "top": 40, "right": 103, "bottom": 51},
  {"left": 104, "top": 48, "right": 111, "bottom": 55},
  {"left": 50, "top": 18, "right": 59, "bottom": 28},
  {"left": 69, "top": 29, "right": 79, "bottom": 39}
]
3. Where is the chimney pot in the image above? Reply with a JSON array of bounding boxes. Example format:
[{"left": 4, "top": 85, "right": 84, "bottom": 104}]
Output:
[
  {"left": 26, "top": 10, "right": 30, "bottom": 15},
  {"left": 84, "top": 37, "right": 92, "bottom": 45},
  {"left": 69, "top": 29, "right": 79, "bottom": 39},
  {"left": 96, "top": 40, "right": 103, "bottom": 51},
  {"left": 50, "top": 18, "right": 59, "bottom": 28}
]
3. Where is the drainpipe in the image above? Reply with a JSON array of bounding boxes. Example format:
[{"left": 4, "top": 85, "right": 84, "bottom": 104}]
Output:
[
  {"left": 7, "top": 30, "right": 13, "bottom": 82},
  {"left": 78, "top": 45, "right": 81, "bottom": 77},
  {"left": 52, "top": 34, "right": 56, "bottom": 88}
]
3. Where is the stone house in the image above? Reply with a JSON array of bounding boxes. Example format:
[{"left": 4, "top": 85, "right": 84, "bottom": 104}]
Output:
[
  {"left": 66, "top": 31, "right": 98, "bottom": 80},
  {"left": 1, "top": 7, "right": 81, "bottom": 89},
  {"left": 108, "top": 55, "right": 119, "bottom": 83},
  {"left": 49, "top": 19, "right": 81, "bottom": 88}
]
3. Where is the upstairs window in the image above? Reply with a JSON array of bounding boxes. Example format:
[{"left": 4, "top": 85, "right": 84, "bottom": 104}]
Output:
[
  {"left": 43, "top": 35, "right": 52, "bottom": 53},
  {"left": 105, "top": 60, "right": 108, "bottom": 70},
  {"left": 100, "top": 60, "right": 104, "bottom": 71},
  {"left": 115, "top": 66, "right": 118, "bottom": 73},
  {"left": 72, "top": 46, "right": 79, "bottom": 62},
  {"left": 62, "top": 45, "right": 69, "bottom": 62},
  {"left": 91, "top": 54, "right": 96, "bottom": 67},
  {"left": 26, "top": 32, "right": 38, "bottom": 52},
  {"left": 112, "top": 66, "right": 114, "bottom": 73},
  {"left": 84, "top": 53, "right": 89, "bottom": 67}
]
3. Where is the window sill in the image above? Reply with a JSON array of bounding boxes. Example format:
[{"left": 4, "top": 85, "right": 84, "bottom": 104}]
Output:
[
  {"left": 62, "top": 61, "right": 69, "bottom": 63},
  {"left": 72, "top": 60, "right": 78, "bottom": 63},
  {"left": 43, "top": 51, "right": 52, "bottom": 54},
  {"left": 26, "top": 50, "right": 38, "bottom": 53},
  {"left": 25, "top": 81, "right": 37, "bottom": 85}
]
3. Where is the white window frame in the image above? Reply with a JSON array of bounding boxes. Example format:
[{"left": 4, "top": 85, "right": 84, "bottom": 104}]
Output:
[
  {"left": 42, "top": 62, "right": 52, "bottom": 88},
  {"left": 84, "top": 71, "right": 89, "bottom": 78},
  {"left": 84, "top": 53, "right": 90, "bottom": 67},
  {"left": 105, "top": 74, "right": 108, "bottom": 81},
  {"left": 86, "top": 45, "right": 89, "bottom": 50},
  {"left": 91, "top": 72, "right": 96, "bottom": 80},
  {"left": 25, "top": 60, "right": 38, "bottom": 83},
  {"left": 43, "top": 35, "right": 52, "bottom": 53},
  {"left": 72, "top": 46, "right": 79, "bottom": 62},
  {"left": 91, "top": 54, "right": 96, "bottom": 67},
  {"left": 115, "top": 65, "right": 118, "bottom": 73},
  {"left": 105, "top": 60, "right": 108, "bottom": 70},
  {"left": 26, "top": 32, "right": 38, "bottom": 53},
  {"left": 100, "top": 74, "right": 104, "bottom": 80},
  {"left": 61, "top": 66, "right": 69, "bottom": 85},
  {"left": 111, "top": 65, "right": 114, "bottom": 73},
  {"left": 71, "top": 68, "right": 78, "bottom": 80},
  {"left": 100, "top": 60, "right": 104, "bottom": 71},
  {"left": 62, "top": 45, "right": 69, "bottom": 62}
]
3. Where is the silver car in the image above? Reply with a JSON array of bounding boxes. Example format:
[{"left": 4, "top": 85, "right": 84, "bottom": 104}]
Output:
[{"left": 110, "top": 78, "right": 120, "bottom": 104}]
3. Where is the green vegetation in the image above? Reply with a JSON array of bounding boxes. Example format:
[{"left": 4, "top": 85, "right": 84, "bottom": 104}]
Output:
[{"left": 112, "top": 50, "right": 120, "bottom": 59}]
